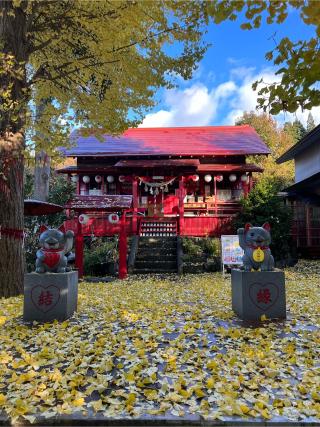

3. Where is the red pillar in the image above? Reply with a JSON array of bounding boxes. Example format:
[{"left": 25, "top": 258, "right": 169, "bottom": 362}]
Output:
[
  {"left": 178, "top": 177, "right": 185, "bottom": 235},
  {"left": 75, "top": 220, "right": 84, "bottom": 278},
  {"left": 119, "top": 213, "right": 127, "bottom": 279},
  {"left": 132, "top": 177, "right": 138, "bottom": 234}
]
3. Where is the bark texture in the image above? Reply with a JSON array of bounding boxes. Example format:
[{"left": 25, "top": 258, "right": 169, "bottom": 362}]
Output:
[
  {"left": 0, "top": 1, "right": 28, "bottom": 297},
  {"left": 34, "top": 151, "right": 50, "bottom": 201},
  {"left": 0, "top": 134, "right": 25, "bottom": 297}
]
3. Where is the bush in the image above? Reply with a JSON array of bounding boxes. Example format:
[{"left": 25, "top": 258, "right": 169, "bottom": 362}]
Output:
[
  {"left": 234, "top": 176, "right": 293, "bottom": 263},
  {"left": 202, "top": 237, "right": 220, "bottom": 257},
  {"left": 84, "top": 237, "right": 118, "bottom": 276},
  {"left": 182, "top": 238, "right": 203, "bottom": 257}
]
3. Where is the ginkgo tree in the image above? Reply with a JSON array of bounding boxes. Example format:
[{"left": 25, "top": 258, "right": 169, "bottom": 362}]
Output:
[
  {"left": 210, "top": 0, "right": 320, "bottom": 114},
  {"left": 0, "top": 0, "right": 211, "bottom": 297}
]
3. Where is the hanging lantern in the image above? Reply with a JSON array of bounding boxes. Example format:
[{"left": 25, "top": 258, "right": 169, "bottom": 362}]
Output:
[
  {"left": 119, "top": 175, "right": 126, "bottom": 183},
  {"left": 229, "top": 174, "right": 237, "bottom": 182},
  {"left": 144, "top": 185, "right": 148, "bottom": 192},
  {"left": 78, "top": 214, "right": 89, "bottom": 224},
  {"left": 95, "top": 175, "right": 102, "bottom": 183},
  {"left": 106, "top": 175, "right": 114, "bottom": 183},
  {"left": 192, "top": 174, "right": 199, "bottom": 182},
  {"left": 71, "top": 175, "right": 78, "bottom": 183},
  {"left": 241, "top": 174, "right": 248, "bottom": 183},
  {"left": 204, "top": 174, "right": 212, "bottom": 183},
  {"left": 164, "top": 185, "right": 169, "bottom": 192},
  {"left": 215, "top": 175, "right": 223, "bottom": 182},
  {"left": 82, "top": 175, "right": 90, "bottom": 184},
  {"left": 108, "top": 213, "right": 119, "bottom": 224}
]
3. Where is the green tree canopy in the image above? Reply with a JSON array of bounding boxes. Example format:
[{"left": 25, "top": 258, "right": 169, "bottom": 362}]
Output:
[
  {"left": 209, "top": 1, "right": 320, "bottom": 115},
  {"left": 283, "top": 119, "right": 307, "bottom": 144},
  {"left": 236, "top": 112, "right": 294, "bottom": 185},
  {"left": 234, "top": 176, "right": 293, "bottom": 263},
  {"left": 306, "top": 112, "right": 316, "bottom": 133}
]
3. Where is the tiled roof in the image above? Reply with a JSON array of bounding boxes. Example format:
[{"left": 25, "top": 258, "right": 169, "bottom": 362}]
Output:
[{"left": 62, "top": 126, "right": 270, "bottom": 157}]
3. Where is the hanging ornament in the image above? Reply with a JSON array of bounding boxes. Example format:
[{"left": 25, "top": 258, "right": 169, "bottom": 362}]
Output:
[
  {"left": 215, "top": 175, "right": 223, "bottom": 182},
  {"left": 155, "top": 188, "right": 159, "bottom": 195},
  {"left": 150, "top": 187, "right": 153, "bottom": 195},
  {"left": 204, "top": 174, "right": 212, "bottom": 183},
  {"left": 108, "top": 213, "right": 119, "bottom": 224},
  {"left": 229, "top": 174, "right": 237, "bottom": 182},
  {"left": 144, "top": 185, "right": 148, "bottom": 192},
  {"left": 71, "top": 175, "right": 79, "bottom": 183},
  {"left": 106, "top": 175, "right": 114, "bottom": 183},
  {"left": 95, "top": 175, "right": 102, "bottom": 183},
  {"left": 78, "top": 214, "right": 89, "bottom": 224},
  {"left": 241, "top": 174, "right": 248, "bottom": 183},
  {"left": 165, "top": 185, "right": 169, "bottom": 192},
  {"left": 82, "top": 175, "right": 90, "bottom": 184},
  {"left": 119, "top": 175, "right": 126, "bottom": 183}
]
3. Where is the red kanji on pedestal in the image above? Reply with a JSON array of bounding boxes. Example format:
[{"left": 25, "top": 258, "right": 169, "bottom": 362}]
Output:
[
  {"left": 257, "top": 288, "right": 271, "bottom": 304},
  {"left": 38, "top": 291, "right": 53, "bottom": 306}
]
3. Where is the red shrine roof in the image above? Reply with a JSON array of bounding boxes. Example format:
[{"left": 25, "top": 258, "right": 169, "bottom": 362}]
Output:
[
  {"left": 114, "top": 159, "right": 200, "bottom": 168},
  {"left": 62, "top": 126, "right": 270, "bottom": 157}
]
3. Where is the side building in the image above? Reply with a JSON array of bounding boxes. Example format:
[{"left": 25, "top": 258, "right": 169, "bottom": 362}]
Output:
[{"left": 277, "top": 124, "right": 320, "bottom": 257}]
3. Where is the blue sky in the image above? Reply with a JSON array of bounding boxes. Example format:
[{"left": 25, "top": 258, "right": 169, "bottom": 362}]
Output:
[{"left": 141, "top": 8, "right": 318, "bottom": 128}]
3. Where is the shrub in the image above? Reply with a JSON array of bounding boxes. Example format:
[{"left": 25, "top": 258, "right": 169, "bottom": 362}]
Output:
[
  {"left": 84, "top": 237, "right": 118, "bottom": 276},
  {"left": 182, "top": 238, "right": 203, "bottom": 257},
  {"left": 202, "top": 237, "right": 220, "bottom": 257},
  {"left": 234, "top": 176, "right": 293, "bottom": 263}
]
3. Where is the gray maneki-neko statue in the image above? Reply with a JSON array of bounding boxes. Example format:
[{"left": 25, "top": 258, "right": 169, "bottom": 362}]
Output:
[
  {"left": 238, "top": 222, "right": 274, "bottom": 271},
  {"left": 36, "top": 225, "right": 74, "bottom": 273}
]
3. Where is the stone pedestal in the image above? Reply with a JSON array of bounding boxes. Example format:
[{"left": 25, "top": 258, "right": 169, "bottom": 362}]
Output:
[
  {"left": 231, "top": 269, "right": 286, "bottom": 320},
  {"left": 24, "top": 271, "right": 78, "bottom": 322}
]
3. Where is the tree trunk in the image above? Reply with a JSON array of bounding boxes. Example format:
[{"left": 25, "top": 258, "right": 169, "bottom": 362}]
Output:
[
  {"left": 34, "top": 150, "right": 50, "bottom": 201},
  {"left": 0, "top": 134, "right": 25, "bottom": 297},
  {"left": 0, "top": 2, "right": 29, "bottom": 297}
]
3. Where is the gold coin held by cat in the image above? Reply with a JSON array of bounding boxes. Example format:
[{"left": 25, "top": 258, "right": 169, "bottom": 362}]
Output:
[{"left": 253, "top": 247, "right": 265, "bottom": 262}]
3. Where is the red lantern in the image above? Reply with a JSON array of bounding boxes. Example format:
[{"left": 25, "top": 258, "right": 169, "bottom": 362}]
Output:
[
  {"left": 215, "top": 175, "right": 223, "bottom": 182},
  {"left": 108, "top": 213, "right": 119, "bottom": 224},
  {"left": 79, "top": 214, "right": 89, "bottom": 224}
]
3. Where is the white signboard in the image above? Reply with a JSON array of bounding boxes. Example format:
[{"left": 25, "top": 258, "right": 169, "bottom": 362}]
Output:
[{"left": 221, "top": 235, "right": 244, "bottom": 274}]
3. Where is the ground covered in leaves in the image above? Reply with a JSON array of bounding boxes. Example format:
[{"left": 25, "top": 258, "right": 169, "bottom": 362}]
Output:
[{"left": 0, "top": 268, "right": 319, "bottom": 424}]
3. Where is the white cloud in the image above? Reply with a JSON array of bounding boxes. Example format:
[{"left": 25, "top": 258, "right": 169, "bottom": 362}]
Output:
[
  {"left": 140, "top": 67, "right": 320, "bottom": 128},
  {"left": 140, "top": 82, "right": 237, "bottom": 127}
]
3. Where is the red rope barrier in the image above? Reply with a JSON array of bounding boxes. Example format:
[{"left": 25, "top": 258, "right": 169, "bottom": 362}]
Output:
[{"left": 0, "top": 226, "right": 25, "bottom": 240}]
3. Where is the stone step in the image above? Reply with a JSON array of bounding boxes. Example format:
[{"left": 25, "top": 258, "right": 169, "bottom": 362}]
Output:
[
  {"left": 139, "top": 239, "right": 177, "bottom": 247},
  {"left": 134, "top": 260, "right": 177, "bottom": 269},
  {"left": 135, "top": 254, "right": 177, "bottom": 261}
]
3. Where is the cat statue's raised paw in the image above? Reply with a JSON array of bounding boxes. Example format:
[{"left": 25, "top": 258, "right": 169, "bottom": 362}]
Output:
[
  {"left": 238, "top": 223, "right": 274, "bottom": 272},
  {"left": 35, "top": 226, "right": 74, "bottom": 273}
]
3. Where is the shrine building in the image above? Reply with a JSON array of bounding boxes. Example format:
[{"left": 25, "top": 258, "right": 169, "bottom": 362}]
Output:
[{"left": 58, "top": 125, "right": 270, "bottom": 277}]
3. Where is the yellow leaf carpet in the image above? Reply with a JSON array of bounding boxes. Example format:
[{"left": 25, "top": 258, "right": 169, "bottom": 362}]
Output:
[{"left": 0, "top": 270, "right": 319, "bottom": 423}]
